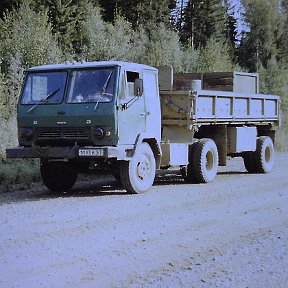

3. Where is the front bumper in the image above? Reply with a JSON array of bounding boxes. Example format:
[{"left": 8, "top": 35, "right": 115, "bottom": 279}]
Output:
[{"left": 6, "top": 145, "right": 134, "bottom": 160}]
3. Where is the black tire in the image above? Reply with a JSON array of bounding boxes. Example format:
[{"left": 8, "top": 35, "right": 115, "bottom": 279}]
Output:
[
  {"left": 112, "top": 169, "right": 122, "bottom": 185},
  {"left": 112, "top": 171, "right": 121, "bottom": 182},
  {"left": 120, "top": 142, "right": 156, "bottom": 194},
  {"left": 183, "top": 142, "right": 198, "bottom": 183},
  {"left": 243, "top": 152, "right": 257, "bottom": 173},
  {"left": 40, "top": 160, "right": 78, "bottom": 192},
  {"left": 190, "top": 138, "right": 219, "bottom": 183},
  {"left": 254, "top": 136, "right": 274, "bottom": 173}
]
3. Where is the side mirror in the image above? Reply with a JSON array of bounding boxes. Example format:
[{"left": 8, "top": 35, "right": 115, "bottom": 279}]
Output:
[{"left": 134, "top": 78, "right": 143, "bottom": 96}]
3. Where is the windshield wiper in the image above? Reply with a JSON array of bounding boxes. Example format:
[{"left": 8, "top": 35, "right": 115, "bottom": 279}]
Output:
[
  {"left": 101, "top": 71, "right": 113, "bottom": 95},
  {"left": 28, "top": 88, "right": 60, "bottom": 113}
]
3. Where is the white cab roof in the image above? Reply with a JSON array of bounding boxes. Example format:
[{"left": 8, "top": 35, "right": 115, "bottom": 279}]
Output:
[{"left": 28, "top": 61, "right": 157, "bottom": 72}]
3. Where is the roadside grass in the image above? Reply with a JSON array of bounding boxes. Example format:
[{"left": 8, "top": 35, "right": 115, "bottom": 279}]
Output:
[{"left": 0, "top": 159, "right": 40, "bottom": 193}]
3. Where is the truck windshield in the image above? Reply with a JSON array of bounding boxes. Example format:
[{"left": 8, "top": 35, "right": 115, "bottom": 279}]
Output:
[
  {"left": 67, "top": 68, "right": 116, "bottom": 103},
  {"left": 21, "top": 71, "right": 67, "bottom": 105}
]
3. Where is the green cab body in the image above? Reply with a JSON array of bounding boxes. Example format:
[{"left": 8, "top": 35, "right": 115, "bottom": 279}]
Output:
[{"left": 7, "top": 61, "right": 162, "bottom": 194}]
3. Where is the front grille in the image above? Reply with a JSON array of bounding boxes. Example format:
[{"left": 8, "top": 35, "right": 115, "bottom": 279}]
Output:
[{"left": 35, "top": 127, "right": 91, "bottom": 140}]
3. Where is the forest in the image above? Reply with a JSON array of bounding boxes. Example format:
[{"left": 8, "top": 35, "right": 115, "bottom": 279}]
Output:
[{"left": 0, "top": 0, "right": 287, "bottom": 187}]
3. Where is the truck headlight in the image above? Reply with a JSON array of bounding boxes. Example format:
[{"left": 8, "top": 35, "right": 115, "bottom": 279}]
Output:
[
  {"left": 19, "top": 128, "right": 34, "bottom": 140},
  {"left": 94, "top": 128, "right": 111, "bottom": 139},
  {"left": 94, "top": 128, "right": 104, "bottom": 139}
]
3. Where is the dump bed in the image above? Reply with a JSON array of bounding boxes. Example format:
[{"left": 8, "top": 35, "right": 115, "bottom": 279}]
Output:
[
  {"left": 160, "top": 90, "right": 280, "bottom": 128},
  {"left": 158, "top": 67, "right": 281, "bottom": 130}
]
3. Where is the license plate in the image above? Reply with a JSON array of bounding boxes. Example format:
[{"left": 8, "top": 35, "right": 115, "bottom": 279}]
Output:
[{"left": 79, "top": 149, "right": 104, "bottom": 157}]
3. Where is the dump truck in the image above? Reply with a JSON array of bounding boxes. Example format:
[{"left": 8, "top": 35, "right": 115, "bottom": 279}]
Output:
[{"left": 6, "top": 61, "right": 281, "bottom": 193}]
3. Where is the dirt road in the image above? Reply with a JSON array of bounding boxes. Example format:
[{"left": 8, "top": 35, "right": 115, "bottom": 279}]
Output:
[{"left": 0, "top": 153, "right": 288, "bottom": 288}]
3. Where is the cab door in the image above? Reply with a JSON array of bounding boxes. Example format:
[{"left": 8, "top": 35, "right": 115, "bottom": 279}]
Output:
[
  {"left": 118, "top": 70, "right": 146, "bottom": 145},
  {"left": 142, "top": 70, "right": 161, "bottom": 142}
]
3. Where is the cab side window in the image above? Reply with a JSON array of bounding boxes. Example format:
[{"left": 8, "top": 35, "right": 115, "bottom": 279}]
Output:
[{"left": 126, "top": 71, "right": 140, "bottom": 97}]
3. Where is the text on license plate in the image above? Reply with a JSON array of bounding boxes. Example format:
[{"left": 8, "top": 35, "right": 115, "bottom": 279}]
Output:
[{"left": 79, "top": 149, "right": 104, "bottom": 157}]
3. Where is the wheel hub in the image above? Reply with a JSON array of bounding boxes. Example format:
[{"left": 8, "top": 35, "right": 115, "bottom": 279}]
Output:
[
  {"left": 206, "top": 150, "right": 214, "bottom": 171},
  {"left": 137, "top": 155, "right": 150, "bottom": 180}
]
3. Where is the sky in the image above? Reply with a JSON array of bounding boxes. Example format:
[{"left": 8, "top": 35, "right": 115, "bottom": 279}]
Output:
[{"left": 229, "top": 0, "right": 247, "bottom": 33}]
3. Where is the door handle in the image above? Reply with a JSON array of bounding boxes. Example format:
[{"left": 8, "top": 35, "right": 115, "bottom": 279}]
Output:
[{"left": 140, "top": 112, "right": 150, "bottom": 117}]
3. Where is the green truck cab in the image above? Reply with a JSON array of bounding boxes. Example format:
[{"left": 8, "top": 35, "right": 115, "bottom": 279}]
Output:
[
  {"left": 7, "top": 61, "right": 281, "bottom": 194},
  {"left": 7, "top": 61, "right": 161, "bottom": 193}
]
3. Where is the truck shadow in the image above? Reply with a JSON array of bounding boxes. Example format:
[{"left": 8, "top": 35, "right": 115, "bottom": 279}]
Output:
[
  {"left": 0, "top": 176, "right": 126, "bottom": 204},
  {"left": 0, "top": 170, "right": 249, "bottom": 204},
  {"left": 154, "top": 173, "right": 185, "bottom": 186},
  {"left": 38, "top": 170, "right": 248, "bottom": 200},
  {"left": 217, "top": 171, "right": 248, "bottom": 175},
  {"left": 41, "top": 174, "right": 188, "bottom": 199},
  {"left": 40, "top": 177, "right": 128, "bottom": 199}
]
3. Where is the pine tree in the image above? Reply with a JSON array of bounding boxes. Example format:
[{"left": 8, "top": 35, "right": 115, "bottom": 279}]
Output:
[
  {"left": 179, "top": 0, "right": 225, "bottom": 49},
  {"left": 238, "top": 0, "right": 284, "bottom": 71},
  {"left": 278, "top": 0, "right": 288, "bottom": 65},
  {"left": 98, "top": 0, "right": 176, "bottom": 32},
  {"left": 43, "top": 0, "right": 84, "bottom": 55},
  {"left": 0, "top": 0, "right": 19, "bottom": 19},
  {"left": 223, "top": 0, "right": 238, "bottom": 48}
]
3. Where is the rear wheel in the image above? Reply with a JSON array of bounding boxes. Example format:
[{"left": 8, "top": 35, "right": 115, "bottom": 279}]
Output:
[
  {"left": 254, "top": 136, "right": 274, "bottom": 173},
  {"left": 183, "top": 142, "right": 198, "bottom": 183},
  {"left": 120, "top": 142, "right": 156, "bottom": 194},
  {"left": 243, "top": 136, "right": 274, "bottom": 174},
  {"left": 243, "top": 152, "right": 257, "bottom": 173},
  {"left": 189, "top": 138, "right": 219, "bottom": 183},
  {"left": 40, "top": 160, "right": 78, "bottom": 192}
]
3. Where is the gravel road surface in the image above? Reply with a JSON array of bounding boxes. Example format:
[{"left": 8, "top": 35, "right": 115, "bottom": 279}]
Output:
[{"left": 0, "top": 153, "right": 288, "bottom": 288}]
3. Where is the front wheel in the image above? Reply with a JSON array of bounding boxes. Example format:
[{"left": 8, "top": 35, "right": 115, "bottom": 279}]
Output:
[
  {"left": 120, "top": 142, "right": 156, "bottom": 194},
  {"left": 40, "top": 160, "right": 78, "bottom": 192}
]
